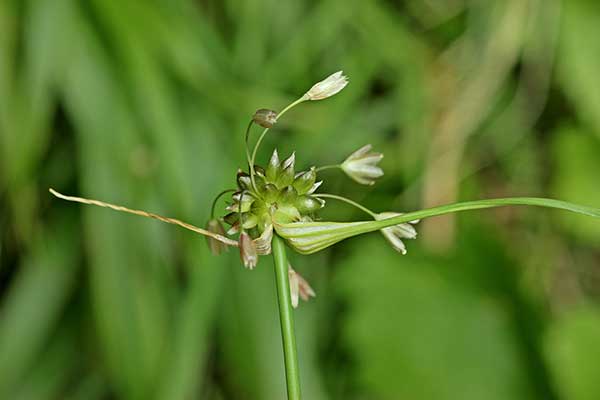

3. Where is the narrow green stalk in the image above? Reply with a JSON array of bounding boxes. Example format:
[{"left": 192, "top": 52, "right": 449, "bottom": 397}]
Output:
[
  {"left": 272, "top": 235, "right": 302, "bottom": 400},
  {"left": 249, "top": 97, "right": 306, "bottom": 191},
  {"left": 314, "top": 164, "right": 340, "bottom": 173},
  {"left": 315, "top": 193, "right": 377, "bottom": 217},
  {"left": 210, "top": 189, "right": 236, "bottom": 219}
]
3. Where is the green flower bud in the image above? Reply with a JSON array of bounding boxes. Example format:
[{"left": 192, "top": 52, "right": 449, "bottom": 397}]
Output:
[
  {"left": 272, "top": 205, "right": 301, "bottom": 224},
  {"left": 279, "top": 185, "right": 298, "bottom": 203},
  {"left": 282, "top": 152, "right": 296, "bottom": 170},
  {"left": 295, "top": 195, "right": 325, "bottom": 213},
  {"left": 293, "top": 167, "right": 316, "bottom": 195},
  {"left": 262, "top": 183, "right": 279, "bottom": 203},
  {"left": 266, "top": 149, "right": 280, "bottom": 181},
  {"left": 241, "top": 213, "right": 258, "bottom": 230},
  {"left": 276, "top": 153, "right": 295, "bottom": 188}
]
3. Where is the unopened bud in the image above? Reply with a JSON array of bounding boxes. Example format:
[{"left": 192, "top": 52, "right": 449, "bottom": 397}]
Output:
[
  {"left": 293, "top": 167, "right": 316, "bottom": 195},
  {"left": 253, "top": 109, "right": 278, "bottom": 128},
  {"left": 340, "top": 144, "right": 384, "bottom": 185},
  {"left": 302, "top": 71, "right": 349, "bottom": 101}
]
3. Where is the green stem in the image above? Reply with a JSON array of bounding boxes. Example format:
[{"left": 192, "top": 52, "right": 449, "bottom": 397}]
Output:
[
  {"left": 314, "top": 164, "right": 340, "bottom": 173},
  {"left": 249, "top": 97, "right": 306, "bottom": 191},
  {"left": 314, "top": 193, "right": 377, "bottom": 217},
  {"left": 272, "top": 235, "right": 302, "bottom": 400},
  {"left": 210, "top": 189, "right": 236, "bottom": 219}
]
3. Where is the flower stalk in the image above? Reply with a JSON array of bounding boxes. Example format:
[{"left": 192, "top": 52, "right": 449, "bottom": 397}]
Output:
[{"left": 272, "top": 235, "right": 302, "bottom": 400}]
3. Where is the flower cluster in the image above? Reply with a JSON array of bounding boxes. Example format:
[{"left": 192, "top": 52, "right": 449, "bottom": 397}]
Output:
[
  {"left": 49, "top": 70, "right": 600, "bottom": 309},
  {"left": 204, "top": 71, "right": 417, "bottom": 306}
]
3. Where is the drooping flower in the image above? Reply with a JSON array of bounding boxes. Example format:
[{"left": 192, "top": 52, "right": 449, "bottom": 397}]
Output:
[
  {"left": 340, "top": 144, "right": 384, "bottom": 185},
  {"left": 205, "top": 219, "right": 228, "bottom": 255},
  {"left": 288, "top": 265, "right": 316, "bottom": 308},
  {"left": 375, "top": 212, "right": 418, "bottom": 255},
  {"left": 302, "top": 71, "right": 349, "bottom": 101},
  {"left": 239, "top": 231, "right": 258, "bottom": 269}
]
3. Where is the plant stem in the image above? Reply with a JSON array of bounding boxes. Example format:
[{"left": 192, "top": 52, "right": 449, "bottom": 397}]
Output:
[
  {"left": 314, "top": 193, "right": 377, "bottom": 218},
  {"left": 272, "top": 235, "right": 302, "bottom": 400},
  {"left": 314, "top": 164, "right": 340, "bottom": 173}
]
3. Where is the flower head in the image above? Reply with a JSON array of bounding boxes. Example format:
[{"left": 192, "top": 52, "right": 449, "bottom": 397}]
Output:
[
  {"left": 302, "top": 71, "right": 349, "bottom": 101},
  {"left": 288, "top": 266, "right": 316, "bottom": 308},
  {"left": 375, "top": 212, "right": 418, "bottom": 255},
  {"left": 239, "top": 231, "right": 258, "bottom": 269},
  {"left": 341, "top": 144, "right": 384, "bottom": 185},
  {"left": 205, "top": 219, "right": 228, "bottom": 255}
]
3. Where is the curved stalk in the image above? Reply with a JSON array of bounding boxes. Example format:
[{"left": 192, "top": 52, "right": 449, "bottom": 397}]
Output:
[
  {"left": 314, "top": 164, "right": 340, "bottom": 173},
  {"left": 249, "top": 97, "right": 305, "bottom": 191},
  {"left": 272, "top": 235, "right": 302, "bottom": 400},
  {"left": 210, "top": 189, "right": 236, "bottom": 219},
  {"left": 314, "top": 193, "right": 376, "bottom": 217}
]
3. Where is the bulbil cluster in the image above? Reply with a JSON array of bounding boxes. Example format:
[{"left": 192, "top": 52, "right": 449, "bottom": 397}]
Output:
[
  {"left": 226, "top": 151, "right": 324, "bottom": 236},
  {"left": 204, "top": 71, "right": 418, "bottom": 305}
]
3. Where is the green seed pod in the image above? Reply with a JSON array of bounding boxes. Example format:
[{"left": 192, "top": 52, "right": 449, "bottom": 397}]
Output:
[
  {"left": 266, "top": 149, "right": 280, "bottom": 182},
  {"left": 276, "top": 165, "right": 294, "bottom": 188},
  {"left": 253, "top": 109, "right": 278, "bottom": 128},
  {"left": 295, "top": 195, "right": 325, "bottom": 213},
  {"left": 293, "top": 167, "right": 316, "bottom": 195}
]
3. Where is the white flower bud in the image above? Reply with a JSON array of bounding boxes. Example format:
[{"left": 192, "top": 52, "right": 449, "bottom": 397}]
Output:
[
  {"left": 302, "top": 71, "right": 349, "bottom": 101},
  {"left": 341, "top": 144, "right": 384, "bottom": 185}
]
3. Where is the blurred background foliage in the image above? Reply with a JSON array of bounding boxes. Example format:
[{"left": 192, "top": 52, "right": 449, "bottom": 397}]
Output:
[{"left": 0, "top": 0, "right": 599, "bottom": 399}]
